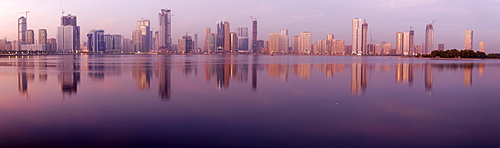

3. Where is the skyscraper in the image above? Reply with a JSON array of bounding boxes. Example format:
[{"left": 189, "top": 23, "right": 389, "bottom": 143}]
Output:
[
  {"left": 132, "top": 19, "right": 151, "bottom": 52},
  {"left": 269, "top": 33, "right": 279, "bottom": 53},
  {"left": 425, "top": 23, "right": 434, "bottom": 54},
  {"left": 204, "top": 27, "right": 211, "bottom": 53},
  {"left": 223, "top": 21, "right": 231, "bottom": 53},
  {"left": 230, "top": 32, "right": 237, "bottom": 53},
  {"left": 87, "top": 29, "right": 105, "bottom": 52},
  {"left": 409, "top": 29, "right": 414, "bottom": 56},
  {"left": 396, "top": 32, "right": 404, "bottom": 55},
  {"left": 26, "top": 29, "right": 35, "bottom": 44},
  {"left": 18, "top": 16, "right": 27, "bottom": 47},
  {"left": 479, "top": 41, "right": 485, "bottom": 52},
  {"left": 57, "top": 14, "right": 80, "bottom": 52},
  {"left": 235, "top": 27, "right": 249, "bottom": 52},
  {"left": 38, "top": 29, "right": 47, "bottom": 45},
  {"left": 209, "top": 33, "right": 216, "bottom": 52},
  {"left": 361, "top": 22, "right": 368, "bottom": 55},
  {"left": 352, "top": 18, "right": 363, "bottom": 55},
  {"left": 464, "top": 29, "right": 473, "bottom": 50},
  {"left": 216, "top": 21, "right": 224, "bottom": 52},
  {"left": 279, "top": 29, "right": 289, "bottom": 53},
  {"left": 291, "top": 36, "right": 299, "bottom": 54},
  {"left": 403, "top": 32, "right": 410, "bottom": 55},
  {"left": 299, "top": 32, "right": 312, "bottom": 54},
  {"left": 158, "top": 9, "right": 172, "bottom": 52},
  {"left": 251, "top": 18, "right": 257, "bottom": 52},
  {"left": 438, "top": 43, "right": 444, "bottom": 51}
]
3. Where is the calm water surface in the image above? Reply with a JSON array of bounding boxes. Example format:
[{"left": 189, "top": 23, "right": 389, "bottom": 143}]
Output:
[{"left": 1, "top": 55, "right": 500, "bottom": 147}]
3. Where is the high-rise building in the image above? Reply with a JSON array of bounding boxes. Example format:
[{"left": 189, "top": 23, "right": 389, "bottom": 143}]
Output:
[
  {"left": 216, "top": 21, "right": 224, "bottom": 52},
  {"left": 396, "top": 32, "right": 404, "bottom": 55},
  {"left": 26, "top": 29, "right": 35, "bottom": 44},
  {"left": 87, "top": 29, "right": 105, "bottom": 52},
  {"left": 0, "top": 39, "right": 6, "bottom": 50},
  {"left": 122, "top": 38, "right": 133, "bottom": 53},
  {"left": 409, "top": 29, "right": 414, "bottom": 56},
  {"left": 332, "top": 39, "right": 345, "bottom": 55},
  {"left": 48, "top": 38, "right": 57, "bottom": 52},
  {"left": 230, "top": 32, "right": 237, "bottom": 53},
  {"left": 279, "top": 29, "right": 289, "bottom": 53},
  {"left": 403, "top": 32, "right": 410, "bottom": 55},
  {"left": 438, "top": 43, "right": 444, "bottom": 51},
  {"left": 158, "top": 9, "right": 172, "bottom": 52},
  {"left": 204, "top": 27, "right": 211, "bottom": 53},
  {"left": 104, "top": 34, "right": 121, "bottom": 52},
  {"left": 464, "top": 29, "right": 473, "bottom": 50},
  {"left": 317, "top": 39, "right": 328, "bottom": 54},
  {"left": 479, "top": 41, "right": 485, "bottom": 52},
  {"left": 182, "top": 34, "right": 193, "bottom": 53},
  {"left": 361, "top": 22, "right": 368, "bottom": 55},
  {"left": 235, "top": 27, "right": 249, "bottom": 52},
  {"left": 425, "top": 23, "right": 434, "bottom": 54},
  {"left": 269, "top": 33, "right": 279, "bottom": 53},
  {"left": 209, "top": 33, "right": 216, "bottom": 52},
  {"left": 18, "top": 17, "right": 27, "bottom": 47},
  {"left": 38, "top": 29, "right": 47, "bottom": 45},
  {"left": 352, "top": 18, "right": 367, "bottom": 55},
  {"left": 132, "top": 19, "right": 151, "bottom": 52},
  {"left": 291, "top": 36, "right": 299, "bottom": 54},
  {"left": 251, "top": 19, "right": 257, "bottom": 52},
  {"left": 57, "top": 14, "right": 80, "bottom": 52},
  {"left": 223, "top": 21, "right": 231, "bottom": 53},
  {"left": 299, "top": 32, "right": 312, "bottom": 54}
]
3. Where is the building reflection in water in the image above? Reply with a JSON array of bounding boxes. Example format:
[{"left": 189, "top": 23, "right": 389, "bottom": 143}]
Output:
[
  {"left": 351, "top": 63, "right": 367, "bottom": 95},
  {"left": 315, "top": 64, "right": 345, "bottom": 79},
  {"left": 268, "top": 63, "right": 288, "bottom": 82},
  {"left": 291, "top": 64, "right": 311, "bottom": 80},
  {"left": 478, "top": 63, "right": 485, "bottom": 76},
  {"left": 132, "top": 60, "right": 152, "bottom": 90},
  {"left": 157, "top": 60, "right": 171, "bottom": 101},
  {"left": 252, "top": 56, "right": 258, "bottom": 92},
  {"left": 464, "top": 63, "right": 473, "bottom": 87},
  {"left": 58, "top": 56, "right": 80, "bottom": 95},
  {"left": 395, "top": 63, "right": 414, "bottom": 86},
  {"left": 424, "top": 63, "right": 433, "bottom": 93}
]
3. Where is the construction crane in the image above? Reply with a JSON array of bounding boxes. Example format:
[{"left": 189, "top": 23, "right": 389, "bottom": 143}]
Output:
[
  {"left": 60, "top": 0, "right": 65, "bottom": 16},
  {"left": 18, "top": 11, "right": 30, "bottom": 19}
]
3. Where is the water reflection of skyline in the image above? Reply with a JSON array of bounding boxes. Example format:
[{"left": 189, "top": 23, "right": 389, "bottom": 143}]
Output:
[{"left": 4, "top": 56, "right": 489, "bottom": 99}]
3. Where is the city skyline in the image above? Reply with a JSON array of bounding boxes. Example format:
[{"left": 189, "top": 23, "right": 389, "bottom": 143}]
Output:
[{"left": 0, "top": 0, "right": 499, "bottom": 52}]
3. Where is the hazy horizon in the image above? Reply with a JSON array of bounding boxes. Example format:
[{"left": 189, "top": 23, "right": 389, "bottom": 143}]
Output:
[{"left": 1, "top": 0, "right": 499, "bottom": 52}]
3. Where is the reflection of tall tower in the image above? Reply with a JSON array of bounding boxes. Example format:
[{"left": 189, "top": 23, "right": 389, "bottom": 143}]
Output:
[
  {"left": 464, "top": 63, "right": 473, "bottom": 86},
  {"left": 59, "top": 56, "right": 80, "bottom": 95},
  {"left": 478, "top": 63, "right": 485, "bottom": 76},
  {"left": 158, "top": 62, "right": 171, "bottom": 101},
  {"left": 215, "top": 56, "right": 232, "bottom": 90},
  {"left": 252, "top": 56, "right": 258, "bottom": 92},
  {"left": 395, "top": 63, "right": 414, "bottom": 85},
  {"left": 18, "top": 72, "right": 28, "bottom": 96},
  {"left": 425, "top": 63, "right": 433, "bottom": 93},
  {"left": 351, "top": 63, "right": 367, "bottom": 95},
  {"left": 133, "top": 62, "right": 152, "bottom": 90}
]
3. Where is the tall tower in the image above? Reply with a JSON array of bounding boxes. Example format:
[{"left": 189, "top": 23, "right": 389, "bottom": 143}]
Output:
[
  {"left": 403, "top": 32, "right": 410, "bottom": 55},
  {"left": 396, "top": 32, "right": 404, "bottom": 55},
  {"left": 57, "top": 14, "right": 80, "bottom": 52},
  {"left": 26, "top": 29, "right": 35, "bottom": 44},
  {"left": 279, "top": 29, "right": 289, "bottom": 53},
  {"left": 158, "top": 9, "right": 172, "bottom": 52},
  {"left": 464, "top": 29, "right": 473, "bottom": 50},
  {"left": 38, "top": 29, "right": 47, "bottom": 45},
  {"left": 235, "top": 27, "right": 249, "bottom": 52},
  {"left": 269, "top": 33, "right": 279, "bottom": 53},
  {"left": 299, "top": 32, "right": 312, "bottom": 54},
  {"left": 361, "top": 21, "right": 368, "bottom": 55},
  {"left": 204, "top": 27, "right": 211, "bottom": 53},
  {"left": 132, "top": 19, "right": 151, "bottom": 52},
  {"left": 251, "top": 18, "right": 257, "bottom": 52},
  {"left": 409, "top": 29, "right": 414, "bottom": 56},
  {"left": 18, "top": 17, "right": 27, "bottom": 47},
  {"left": 479, "top": 41, "right": 485, "bottom": 52},
  {"left": 352, "top": 18, "right": 363, "bottom": 55},
  {"left": 87, "top": 29, "right": 105, "bottom": 52},
  {"left": 216, "top": 21, "right": 224, "bottom": 52},
  {"left": 425, "top": 23, "right": 434, "bottom": 54},
  {"left": 223, "top": 21, "right": 231, "bottom": 53}
]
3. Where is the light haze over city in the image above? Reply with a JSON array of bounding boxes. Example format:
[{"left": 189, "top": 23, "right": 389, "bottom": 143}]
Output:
[{"left": 1, "top": 0, "right": 499, "bottom": 52}]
